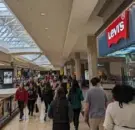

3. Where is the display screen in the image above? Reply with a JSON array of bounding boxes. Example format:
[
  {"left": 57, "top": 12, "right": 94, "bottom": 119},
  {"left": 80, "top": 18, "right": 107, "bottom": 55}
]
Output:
[{"left": 4, "top": 71, "right": 13, "bottom": 84}]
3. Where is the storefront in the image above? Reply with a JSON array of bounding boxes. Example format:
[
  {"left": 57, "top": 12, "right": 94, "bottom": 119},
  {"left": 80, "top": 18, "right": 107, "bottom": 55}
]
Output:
[{"left": 97, "top": 3, "right": 135, "bottom": 86}]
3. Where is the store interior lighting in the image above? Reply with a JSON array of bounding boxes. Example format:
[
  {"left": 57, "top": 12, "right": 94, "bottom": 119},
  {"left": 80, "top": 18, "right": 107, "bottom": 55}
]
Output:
[{"left": 107, "top": 45, "right": 135, "bottom": 57}]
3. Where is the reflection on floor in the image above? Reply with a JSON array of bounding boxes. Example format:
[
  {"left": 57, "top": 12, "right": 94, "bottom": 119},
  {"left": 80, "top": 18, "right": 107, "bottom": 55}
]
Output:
[{"left": 2, "top": 100, "right": 89, "bottom": 130}]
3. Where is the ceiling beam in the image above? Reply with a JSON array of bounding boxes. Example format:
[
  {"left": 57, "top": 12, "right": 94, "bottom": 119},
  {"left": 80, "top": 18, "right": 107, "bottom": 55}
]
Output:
[
  {"left": 11, "top": 52, "right": 42, "bottom": 55},
  {"left": 98, "top": 0, "right": 113, "bottom": 17}
]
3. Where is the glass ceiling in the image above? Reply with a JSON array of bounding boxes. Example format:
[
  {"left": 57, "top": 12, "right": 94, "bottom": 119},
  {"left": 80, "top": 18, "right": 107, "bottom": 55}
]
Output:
[
  {"left": 0, "top": 1, "right": 41, "bottom": 53},
  {"left": 0, "top": 1, "right": 41, "bottom": 52},
  {"left": 19, "top": 54, "right": 51, "bottom": 67},
  {"left": 0, "top": 0, "right": 51, "bottom": 67}
]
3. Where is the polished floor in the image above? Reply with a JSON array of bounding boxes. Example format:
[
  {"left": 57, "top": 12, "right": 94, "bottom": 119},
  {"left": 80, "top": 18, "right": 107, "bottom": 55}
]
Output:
[{"left": 2, "top": 99, "right": 89, "bottom": 130}]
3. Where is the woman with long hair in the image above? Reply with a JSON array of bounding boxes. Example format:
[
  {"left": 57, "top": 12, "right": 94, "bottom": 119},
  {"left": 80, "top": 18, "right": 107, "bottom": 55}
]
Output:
[
  {"left": 68, "top": 80, "right": 84, "bottom": 130},
  {"left": 104, "top": 84, "right": 135, "bottom": 130},
  {"left": 48, "top": 87, "right": 73, "bottom": 130}
]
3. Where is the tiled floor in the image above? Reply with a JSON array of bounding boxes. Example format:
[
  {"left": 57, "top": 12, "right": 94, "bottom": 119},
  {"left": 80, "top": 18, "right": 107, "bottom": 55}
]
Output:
[{"left": 2, "top": 101, "right": 89, "bottom": 130}]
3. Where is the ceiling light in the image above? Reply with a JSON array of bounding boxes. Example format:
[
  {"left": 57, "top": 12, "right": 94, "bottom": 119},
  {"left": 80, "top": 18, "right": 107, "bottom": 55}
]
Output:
[
  {"left": 41, "top": 13, "right": 45, "bottom": 16},
  {"left": 45, "top": 28, "right": 48, "bottom": 30},
  {"left": 48, "top": 36, "right": 50, "bottom": 39}
]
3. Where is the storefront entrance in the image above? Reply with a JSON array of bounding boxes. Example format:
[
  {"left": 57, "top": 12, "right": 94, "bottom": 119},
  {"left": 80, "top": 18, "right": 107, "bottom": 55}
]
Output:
[{"left": 97, "top": 3, "right": 135, "bottom": 86}]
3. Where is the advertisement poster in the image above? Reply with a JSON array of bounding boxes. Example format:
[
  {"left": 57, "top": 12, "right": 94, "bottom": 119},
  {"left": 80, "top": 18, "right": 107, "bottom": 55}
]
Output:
[{"left": 4, "top": 71, "right": 13, "bottom": 84}]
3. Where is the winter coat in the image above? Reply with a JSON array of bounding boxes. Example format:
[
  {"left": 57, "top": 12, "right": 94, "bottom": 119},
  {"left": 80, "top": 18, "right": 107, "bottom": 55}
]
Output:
[
  {"left": 68, "top": 88, "right": 84, "bottom": 109},
  {"left": 15, "top": 88, "right": 28, "bottom": 103},
  {"left": 48, "top": 97, "right": 73, "bottom": 123}
]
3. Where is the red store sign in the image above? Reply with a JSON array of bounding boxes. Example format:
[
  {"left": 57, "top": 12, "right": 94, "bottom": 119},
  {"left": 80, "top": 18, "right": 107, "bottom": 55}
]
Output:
[{"left": 106, "top": 10, "right": 129, "bottom": 47}]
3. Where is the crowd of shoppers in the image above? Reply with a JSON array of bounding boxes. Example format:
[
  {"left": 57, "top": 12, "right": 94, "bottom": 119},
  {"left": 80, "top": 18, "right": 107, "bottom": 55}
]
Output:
[{"left": 15, "top": 74, "right": 135, "bottom": 130}]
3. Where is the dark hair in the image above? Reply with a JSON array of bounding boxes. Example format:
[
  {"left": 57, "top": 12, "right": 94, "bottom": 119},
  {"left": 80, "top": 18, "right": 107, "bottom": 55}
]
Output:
[
  {"left": 57, "top": 87, "right": 66, "bottom": 99},
  {"left": 112, "top": 84, "right": 135, "bottom": 108},
  {"left": 63, "top": 76, "right": 67, "bottom": 79},
  {"left": 16, "top": 84, "right": 20, "bottom": 87},
  {"left": 55, "top": 87, "right": 66, "bottom": 112},
  {"left": 71, "top": 80, "right": 79, "bottom": 93},
  {"left": 91, "top": 77, "right": 100, "bottom": 86}
]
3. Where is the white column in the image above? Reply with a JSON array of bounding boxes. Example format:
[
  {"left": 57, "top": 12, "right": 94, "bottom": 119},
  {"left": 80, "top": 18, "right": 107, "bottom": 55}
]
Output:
[
  {"left": 74, "top": 52, "right": 81, "bottom": 81},
  {"left": 87, "top": 36, "right": 98, "bottom": 81},
  {"left": 14, "top": 65, "right": 17, "bottom": 78},
  {"left": 64, "top": 66, "right": 67, "bottom": 76}
]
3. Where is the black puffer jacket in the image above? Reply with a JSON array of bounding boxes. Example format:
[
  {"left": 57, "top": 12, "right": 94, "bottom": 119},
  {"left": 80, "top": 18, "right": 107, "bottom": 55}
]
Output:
[{"left": 48, "top": 97, "right": 73, "bottom": 123}]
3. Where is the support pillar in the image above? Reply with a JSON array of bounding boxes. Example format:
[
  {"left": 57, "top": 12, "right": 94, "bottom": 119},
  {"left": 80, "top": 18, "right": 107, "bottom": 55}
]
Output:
[
  {"left": 87, "top": 36, "right": 98, "bottom": 81},
  {"left": 70, "top": 65, "right": 74, "bottom": 77},
  {"left": 64, "top": 66, "right": 67, "bottom": 76},
  {"left": 74, "top": 52, "right": 81, "bottom": 81},
  {"left": 14, "top": 65, "right": 17, "bottom": 78}
]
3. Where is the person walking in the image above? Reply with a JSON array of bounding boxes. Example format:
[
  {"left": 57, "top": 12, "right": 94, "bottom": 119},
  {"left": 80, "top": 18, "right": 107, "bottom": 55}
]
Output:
[
  {"left": 27, "top": 83, "right": 38, "bottom": 116},
  {"left": 15, "top": 83, "right": 28, "bottom": 121},
  {"left": 84, "top": 77, "right": 107, "bottom": 130},
  {"left": 42, "top": 80, "right": 53, "bottom": 121},
  {"left": 62, "top": 76, "right": 68, "bottom": 95},
  {"left": 68, "top": 80, "right": 84, "bottom": 130},
  {"left": 104, "top": 84, "right": 135, "bottom": 130},
  {"left": 48, "top": 87, "right": 73, "bottom": 130}
]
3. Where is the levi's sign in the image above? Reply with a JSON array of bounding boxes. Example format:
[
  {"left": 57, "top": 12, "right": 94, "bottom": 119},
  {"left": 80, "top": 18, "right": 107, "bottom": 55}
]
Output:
[{"left": 106, "top": 10, "right": 129, "bottom": 47}]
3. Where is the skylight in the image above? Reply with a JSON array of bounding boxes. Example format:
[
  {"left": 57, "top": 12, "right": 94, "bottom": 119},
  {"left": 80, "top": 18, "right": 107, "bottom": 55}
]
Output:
[
  {"left": 0, "top": 0, "right": 41, "bottom": 53},
  {"left": 18, "top": 54, "right": 51, "bottom": 68},
  {"left": 0, "top": 0, "right": 52, "bottom": 68}
]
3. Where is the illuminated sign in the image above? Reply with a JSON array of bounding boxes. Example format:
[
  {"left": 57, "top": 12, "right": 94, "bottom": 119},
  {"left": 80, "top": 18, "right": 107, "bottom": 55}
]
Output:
[{"left": 106, "top": 10, "right": 129, "bottom": 47}]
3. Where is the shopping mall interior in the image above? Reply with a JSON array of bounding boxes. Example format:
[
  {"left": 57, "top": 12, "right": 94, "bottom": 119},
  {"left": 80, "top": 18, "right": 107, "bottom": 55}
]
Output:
[{"left": 0, "top": 0, "right": 134, "bottom": 130}]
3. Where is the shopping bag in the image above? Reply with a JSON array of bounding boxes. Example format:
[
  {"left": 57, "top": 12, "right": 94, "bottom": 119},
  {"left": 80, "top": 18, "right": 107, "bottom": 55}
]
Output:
[{"left": 35, "top": 104, "right": 39, "bottom": 113}]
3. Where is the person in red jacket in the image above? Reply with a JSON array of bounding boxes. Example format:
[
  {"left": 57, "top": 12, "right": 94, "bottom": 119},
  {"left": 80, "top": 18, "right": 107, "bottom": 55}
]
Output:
[{"left": 15, "top": 83, "right": 28, "bottom": 121}]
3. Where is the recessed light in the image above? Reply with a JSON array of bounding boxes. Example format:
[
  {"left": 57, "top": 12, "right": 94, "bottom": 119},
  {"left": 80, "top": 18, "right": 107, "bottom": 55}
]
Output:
[
  {"left": 45, "top": 28, "right": 48, "bottom": 30},
  {"left": 41, "top": 13, "right": 45, "bottom": 16},
  {"left": 48, "top": 36, "right": 50, "bottom": 39}
]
